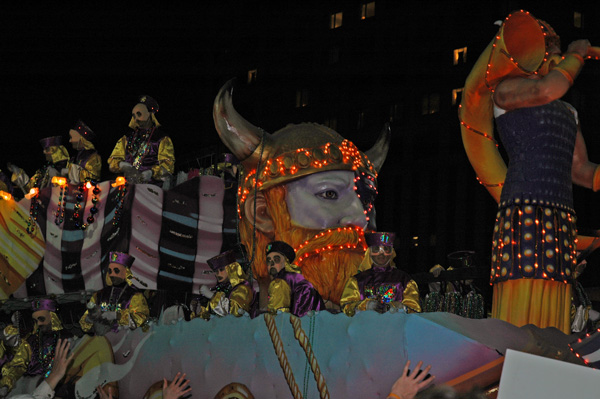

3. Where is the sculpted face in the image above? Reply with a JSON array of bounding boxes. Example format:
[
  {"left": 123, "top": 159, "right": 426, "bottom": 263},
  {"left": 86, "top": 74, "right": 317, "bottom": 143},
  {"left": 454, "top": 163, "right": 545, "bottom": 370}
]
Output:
[
  {"left": 215, "top": 267, "right": 228, "bottom": 283},
  {"left": 285, "top": 170, "right": 370, "bottom": 230},
  {"left": 69, "top": 129, "right": 83, "bottom": 150},
  {"left": 108, "top": 262, "right": 127, "bottom": 285},
  {"left": 32, "top": 310, "right": 52, "bottom": 333},
  {"left": 266, "top": 252, "right": 286, "bottom": 277},
  {"left": 369, "top": 245, "right": 394, "bottom": 267},
  {"left": 131, "top": 103, "right": 153, "bottom": 130}
]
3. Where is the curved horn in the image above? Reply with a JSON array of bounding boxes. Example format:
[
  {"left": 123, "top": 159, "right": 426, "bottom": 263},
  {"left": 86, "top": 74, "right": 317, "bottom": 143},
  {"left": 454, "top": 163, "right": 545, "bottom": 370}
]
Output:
[
  {"left": 365, "top": 122, "right": 391, "bottom": 172},
  {"left": 213, "top": 79, "right": 269, "bottom": 168}
]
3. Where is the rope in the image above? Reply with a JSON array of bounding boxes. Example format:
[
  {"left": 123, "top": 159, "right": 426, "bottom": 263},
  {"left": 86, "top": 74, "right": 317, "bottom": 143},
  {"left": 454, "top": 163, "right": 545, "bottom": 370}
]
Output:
[
  {"left": 289, "top": 315, "right": 330, "bottom": 399},
  {"left": 264, "top": 313, "right": 303, "bottom": 399}
]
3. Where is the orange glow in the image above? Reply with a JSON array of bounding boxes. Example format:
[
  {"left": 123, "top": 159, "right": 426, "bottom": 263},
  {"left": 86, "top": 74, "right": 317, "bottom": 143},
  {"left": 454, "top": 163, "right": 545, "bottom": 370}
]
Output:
[
  {"left": 0, "top": 191, "right": 12, "bottom": 201},
  {"left": 111, "top": 176, "right": 127, "bottom": 187},
  {"left": 24, "top": 187, "right": 39, "bottom": 199},
  {"left": 51, "top": 176, "right": 67, "bottom": 187},
  {"left": 85, "top": 181, "right": 93, "bottom": 190}
]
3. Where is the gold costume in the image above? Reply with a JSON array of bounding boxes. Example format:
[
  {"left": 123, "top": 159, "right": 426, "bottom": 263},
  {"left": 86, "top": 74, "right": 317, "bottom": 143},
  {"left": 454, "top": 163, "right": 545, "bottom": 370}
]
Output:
[
  {"left": 0, "top": 327, "right": 31, "bottom": 392},
  {"left": 107, "top": 134, "right": 175, "bottom": 181},
  {"left": 79, "top": 290, "right": 149, "bottom": 332}
]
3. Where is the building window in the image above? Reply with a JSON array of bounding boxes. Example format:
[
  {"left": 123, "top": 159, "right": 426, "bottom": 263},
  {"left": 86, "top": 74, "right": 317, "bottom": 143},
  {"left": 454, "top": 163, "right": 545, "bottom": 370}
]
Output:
[
  {"left": 453, "top": 47, "right": 467, "bottom": 65},
  {"left": 330, "top": 11, "right": 343, "bottom": 29},
  {"left": 247, "top": 69, "right": 257, "bottom": 84},
  {"left": 296, "top": 89, "right": 309, "bottom": 108},
  {"left": 324, "top": 116, "right": 337, "bottom": 130},
  {"left": 328, "top": 46, "right": 340, "bottom": 64},
  {"left": 574, "top": 11, "right": 583, "bottom": 28},
  {"left": 452, "top": 88, "right": 463, "bottom": 106},
  {"left": 421, "top": 93, "right": 440, "bottom": 115},
  {"left": 360, "top": 2, "right": 375, "bottom": 20}
]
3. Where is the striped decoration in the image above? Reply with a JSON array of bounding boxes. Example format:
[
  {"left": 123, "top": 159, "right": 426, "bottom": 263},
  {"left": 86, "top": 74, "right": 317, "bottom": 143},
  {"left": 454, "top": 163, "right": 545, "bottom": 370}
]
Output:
[{"left": 4, "top": 176, "right": 225, "bottom": 298}]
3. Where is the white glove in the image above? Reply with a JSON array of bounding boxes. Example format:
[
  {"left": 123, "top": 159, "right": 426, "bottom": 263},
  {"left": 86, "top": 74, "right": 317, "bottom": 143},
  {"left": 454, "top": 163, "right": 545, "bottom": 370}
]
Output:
[
  {"left": 199, "top": 285, "right": 214, "bottom": 299},
  {"left": 103, "top": 311, "right": 118, "bottom": 321},
  {"left": 0, "top": 385, "right": 9, "bottom": 398},
  {"left": 140, "top": 169, "right": 153, "bottom": 182},
  {"left": 68, "top": 164, "right": 82, "bottom": 184},
  {"left": 365, "top": 300, "right": 379, "bottom": 311},
  {"left": 119, "top": 161, "right": 134, "bottom": 172},
  {"left": 10, "top": 166, "right": 29, "bottom": 188},
  {"left": 213, "top": 296, "right": 230, "bottom": 317}
]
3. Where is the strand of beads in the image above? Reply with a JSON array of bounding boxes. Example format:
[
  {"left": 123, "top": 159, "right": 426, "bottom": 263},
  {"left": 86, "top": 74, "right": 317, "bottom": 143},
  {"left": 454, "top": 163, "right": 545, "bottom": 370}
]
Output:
[
  {"left": 27, "top": 192, "right": 41, "bottom": 234},
  {"left": 113, "top": 182, "right": 128, "bottom": 226},
  {"left": 72, "top": 180, "right": 100, "bottom": 230},
  {"left": 54, "top": 184, "right": 67, "bottom": 226}
]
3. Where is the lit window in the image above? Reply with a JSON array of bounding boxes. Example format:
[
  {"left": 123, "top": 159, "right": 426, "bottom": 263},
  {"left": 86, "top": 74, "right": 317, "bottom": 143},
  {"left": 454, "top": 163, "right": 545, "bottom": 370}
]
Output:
[
  {"left": 325, "top": 116, "right": 337, "bottom": 130},
  {"left": 296, "top": 89, "right": 309, "bottom": 108},
  {"left": 360, "top": 2, "right": 375, "bottom": 20},
  {"left": 421, "top": 93, "right": 440, "bottom": 115},
  {"left": 453, "top": 47, "right": 467, "bottom": 65},
  {"left": 574, "top": 11, "right": 583, "bottom": 28},
  {"left": 330, "top": 11, "right": 343, "bottom": 29},
  {"left": 248, "top": 69, "right": 257, "bottom": 84},
  {"left": 452, "top": 88, "right": 463, "bottom": 106}
]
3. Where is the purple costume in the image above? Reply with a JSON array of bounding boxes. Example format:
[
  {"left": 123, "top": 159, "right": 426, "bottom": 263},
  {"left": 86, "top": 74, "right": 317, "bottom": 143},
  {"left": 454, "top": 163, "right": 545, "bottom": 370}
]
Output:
[{"left": 268, "top": 268, "right": 325, "bottom": 317}]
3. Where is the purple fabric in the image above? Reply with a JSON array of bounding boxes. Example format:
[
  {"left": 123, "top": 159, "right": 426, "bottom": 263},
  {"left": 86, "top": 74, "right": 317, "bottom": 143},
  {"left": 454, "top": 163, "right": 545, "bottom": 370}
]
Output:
[
  {"left": 73, "top": 148, "right": 98, "bottom": 171},
  {"left": 365, "top": 232, "right": 395, "bottom": 247},
  {"left": 207, "top": 249, "right": 238, "bottom": 271},
  {"left": 110, "top": 252, "right": 135, "bottom": 268},
  {"left": 276, "top": 269, "right": 325, "bottom": 317},
  {"left": 96, "top": 284, "right": 138, "bottom": 311},
  {"left": 355, "top": 267, "right": 412, "bottom": 303},
  {"left": 39, "top": 136, "right": 62, "bottom": 149},
  {"left": 31, "top": 298, "right": 56, "bottom": 312},
  {"left": 123, "top": 127, "right": 167, "bottom": 174},
  {"left": 73, "top": 119, "right": 96, "bottom": 141}
]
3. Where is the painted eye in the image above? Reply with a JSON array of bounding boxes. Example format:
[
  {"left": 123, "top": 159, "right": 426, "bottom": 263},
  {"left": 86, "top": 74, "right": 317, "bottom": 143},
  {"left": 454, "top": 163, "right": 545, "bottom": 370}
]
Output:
[{"left": 316, "top": 190, "right": 338, "bottom": 200}]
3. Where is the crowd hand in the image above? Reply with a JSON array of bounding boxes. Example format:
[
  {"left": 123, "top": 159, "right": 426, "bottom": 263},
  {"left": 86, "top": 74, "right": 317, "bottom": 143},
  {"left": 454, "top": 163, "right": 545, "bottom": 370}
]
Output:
[
  {"left": 163, "top": 372, "right": 192, "bottom": 399},
  {"left": 46, "top": 338, "right": 75, "bottom": 389},
  {"left": 199, "top": 285, "right": 215, "bottom": 299},
  {"left": 97, "top": 384, "right": 113, "bottom": 399},
  {"left": 389, "top": 360, "right": 435, "bottom": 399},
  {"left": 567, "top": 39, "right": 591, "bottom": 58}
]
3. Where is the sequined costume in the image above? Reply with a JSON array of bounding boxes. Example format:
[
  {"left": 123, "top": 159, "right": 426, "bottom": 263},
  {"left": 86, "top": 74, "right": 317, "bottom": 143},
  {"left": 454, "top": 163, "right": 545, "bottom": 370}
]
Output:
[
  {"left": 193, "top": 262, "right": 256, "bottom": 319},
  {"left": 107, "top": 126, "right": 174, "bottom": 185},
  {"left": 490, "top": 100, "right": 578, "bottom": 332},
  {"left": 268, "top": 263, "right": 325, "bottom": 317},
  {"left": 0, "top": 326, "right": 31, "bottom": 393},
  {"left": 340, "top": 266, "right": 420, "bottom": 317},
  {"left": 79, "top": 283, "right": 149, "bottom": 333}
]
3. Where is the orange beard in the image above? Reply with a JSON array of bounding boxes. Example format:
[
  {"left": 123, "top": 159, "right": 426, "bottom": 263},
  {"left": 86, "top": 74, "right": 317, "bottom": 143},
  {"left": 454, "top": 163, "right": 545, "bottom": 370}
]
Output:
[{"left": 239, "top": 185, "right": 367, "bottom": 304}]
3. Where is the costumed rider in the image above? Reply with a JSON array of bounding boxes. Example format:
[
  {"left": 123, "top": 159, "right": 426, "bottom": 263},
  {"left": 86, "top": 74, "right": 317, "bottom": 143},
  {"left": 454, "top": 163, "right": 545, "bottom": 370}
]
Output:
[
  {"left": 191, "top": 249, "right": 256, "bottom": 319},
  {"left": 266, "top": 241, "right": 325, "bottom": 317},
  {"left": 340, "top": 232, "right": 421, "bottom": 316},
  {"left": 8, "top": 136, "right": 69, "bottom": 194},
  {"left": 23, "top": 299, "right": 73, "bottom": 384},
  {"left": 66, "top": 119, "right": 101, "bottom": 185},
  {"left": 107, "top": 95, "right": 175, "bottom": 185},
  {"left": 80, "top": 252, "right": 149, "bottom": 335},
  {"left": 0, "top": 325, "right": 31, "bottom": 398}
]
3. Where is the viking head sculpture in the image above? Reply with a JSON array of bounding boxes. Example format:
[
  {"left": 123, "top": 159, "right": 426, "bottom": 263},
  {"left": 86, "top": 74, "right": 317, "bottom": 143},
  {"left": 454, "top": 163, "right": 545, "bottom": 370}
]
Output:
[{"left": 213, "top": 79, "right": 390, "bottom": 303}]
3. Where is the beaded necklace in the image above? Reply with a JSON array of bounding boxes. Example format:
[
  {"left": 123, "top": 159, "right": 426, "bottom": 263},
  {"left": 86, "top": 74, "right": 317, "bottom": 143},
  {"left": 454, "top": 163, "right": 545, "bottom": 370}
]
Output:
[
  {"left": 113, "top": 183, "right": 128, "bottom": 226},
  {"left": 72, "top": 181, "right": 100, "bottom": 230},
  {"left": 127, "top": 127, "right": 155, "bottom": 169}
]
